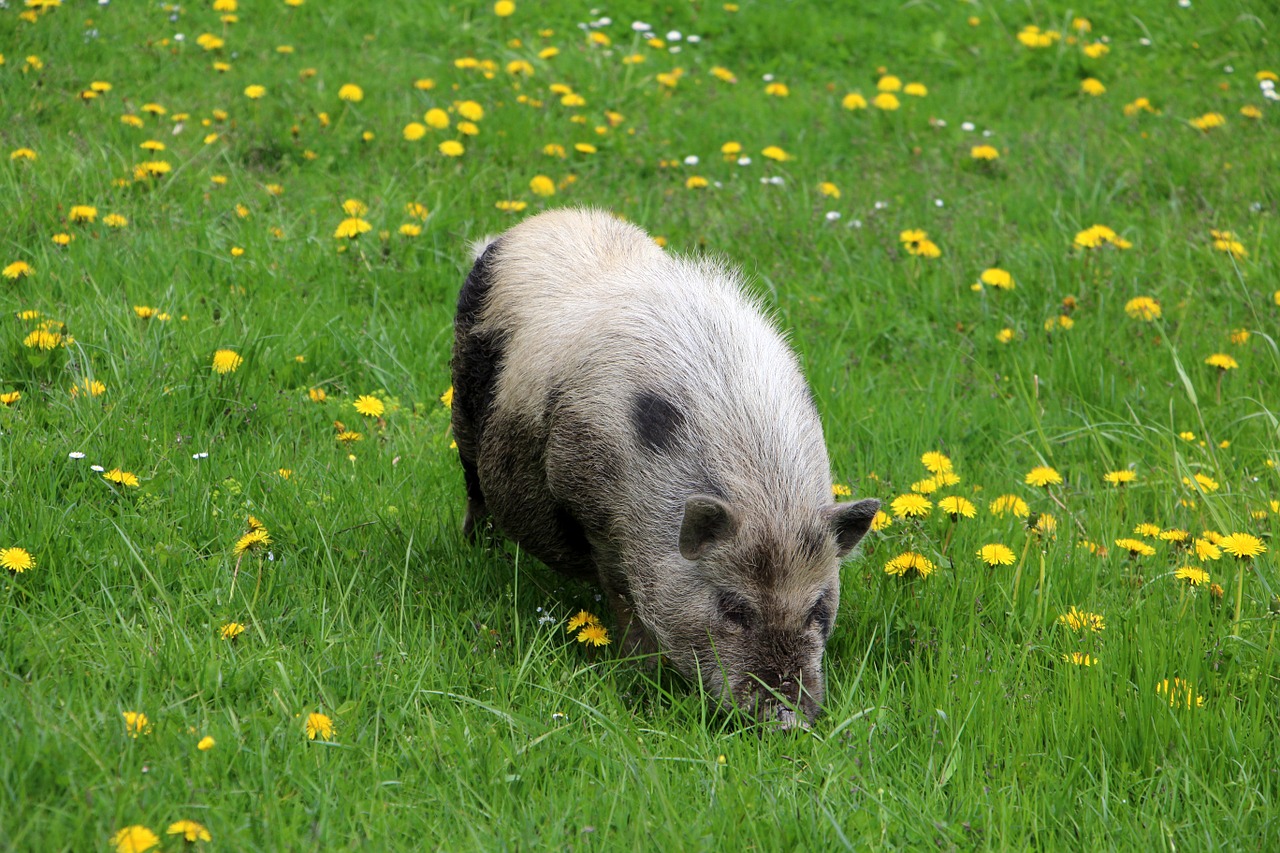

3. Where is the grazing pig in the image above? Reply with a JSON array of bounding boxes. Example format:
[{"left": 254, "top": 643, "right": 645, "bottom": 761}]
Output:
[{"left": 450, "top": 208, "right": 878, "bottom": 727}]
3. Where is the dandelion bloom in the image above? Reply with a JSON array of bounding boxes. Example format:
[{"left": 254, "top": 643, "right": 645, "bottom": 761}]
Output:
[
  {"left": 334, "top": 217, "right": 372, "bottom": 239},
  {"left": 1189, "top": 112, "right": 1225, "bottom": 131},
  {"left": 530, "top": 175, "right": 556, "bottom": 197},
  {"left": 494, "top": 0, "right": 515, "bottom": 15},
  {"left": 111, "top": 826, "right": 160, "bottom": 853},
  {"left": 1124, "top": 296, "right": 1161, "bottom": 321},
  {"left": 439, "top": 140, "right": 465, "bottom": 157},
  {"left": 399, "top": 223, "right": 422, "bottom": 236},
  {"left": 890, "top": 493, "right": 932, "bottom": 518},
  {"left": 920, "top": 451, "right": 952, "bottom": 473},
  {"left": 403, "top": 122, "right": 427, "bottom": 141},
  {"left": 234, "top": 530, "right": 271, "bottom": 556},
  {"left": 884, "top": 551, "right": 935, "bottom": 579},
  {"left": 244, "top": 84, "right": 266, "bottom": 99},
  {"left": 1193, "top": 538, "right": 1222, "bottom": 562},
  {"left": 988, "top": 494, "right": 1029, "bottom": 517},
  {"left": 70, "top": 378, "right": 107, "bottom": 397},
  {"left": 309, "top": 387, "right": 327, "bottom": 403},
  {"left": 197, "top": 735, "right": 216, "bottom": 751},
  {"left": 1218, "top": 533, "right": 1265, "bottom": 559},
  {"left": 1, "top": 547, "right": 35, "bottom": 573},
  {"left": 1062, "top": 652, "right": 1096, "bottom": 666},
  {"left": 574, "top": 143, "right": 598, "bottom": 154},
  {"left": 305, "top": 712, "right": 336, "bottom": 740},
  {"left": 457, "top": 100, "right": 485, "bottom": 121},
  {"left": 566, "top": 610, "right": 600, "bottom": 633},
  {"left": 872, "top": 92, "right": 900, "bottom": 110},
  {"left": 11, "top": 147, "right": 38, "bottom": 161},
  {"left": 1058, "top": 606, "right": 1105, "bottom": 632},
  {"left": 220, "top": 622, "right": 246, "bottom": 640},
  {"left": 996, "top": 328, "right": 1015, "bottom": 344},
  {"left": 831, "top": 483, "right": 852, "bottom": 497},
  {"left": 761, "top": 145, "right": 791, "bottom": 162},
  {"left": 904, "top": 82, "right": 927, "bottom": 97},
  {"left": 685, "top": 176, "right": 709, "bottom": 189},
  {"left": 841, "top": 92, "right": 867, "bottom": 110},
  {"left": 1174, "top": 566, "right": 1210, "bottom": 587},
  {"left": 0, "top": 391, "right": 20, "bottom": 405},
  {"left": 1025, "top": 466, "right": 1062, "bottom": 487},
  {"left": 711, "top": 66, "right": 737, "bottom": 83},
  {"left": 122, "top": 711, "right": 151, "bottom": 737},
  {"left": 1204, "top": 353, "right": 1238, "bottom": 370},
  {"left": 1159, "top": 529, "right": 1189, "bottom": 544},
  {"left": 870, "top": 510, "right": 892, "bottom": 531},
  {"left": 51, "top": 233, "right": 74, "bottom": 247},
  {"left": 1134, "top": 522, "right": 1161, "bottom": 538},
  {"left": 1155, "top": 678, "right": 1204, "bottom": 709},
  {"left": 977, "top": 544, "right": 1015, "bottom": 567},
  {"left": 876, "top": 75, "right": 902, "bottom": 92},
  {"left": 764, "top": 81, "right": 789, "bottom": 97},
  {"left": 1074, "top": 224, "right": 1131, "bottom": 250},
  {"left": 938, "top": 496, "right": 976, "bottom": 519},
  {"left": 336, "top": 430, "right": 363, "bottom": 443},
  {"left": 338, "top": 83, "right": 364, "bottom": 102},
  {"left": 353, "top": 395, "right": 385, "bottom": 417},
  {"left": 1080, "top": 78, "right": 1106, "bottom": 96},
  {"left": 24, "top": 328, "right": 63, "bottom": 350},
  {"left": 818, "top": 182, "right": 840, "bottom": 199},
  {"left": 440, "top": 386, "right": 454, "bottom": 408},
  {"left": 495, "top": 200, "right": 528, "bottom": 213},
  {"left": 3, "top": 261, "right": 33, "bottom": 279},
  {"left": 971, "top": 144, "right": 999, "bottom": 161},
  {"left": 979, "top": 268, "right": 1013, "bottom": 290},
  {"left": 424, "top": 108, "right": 450, "bottom": 129},
  {"left": 1104, "top": 470, "right": 1136, "bottom": 486},
  {"left": 212, "top": 349, "right": 244, "bottom": 374},
  {"left": 1115, "top": 537, "right": 1155, "bottom": 557},
  {"left": 166, "top": 821, "right": 211, "bottom": 843},
  {"left": 104, "top": 469, "right": 141, "bottom": 488},
  {"left": 576, "top": 623, "right": 610, "bottom": 646},
  {"left": 104, "top": 213, "right": 128, "bottom": 228}
]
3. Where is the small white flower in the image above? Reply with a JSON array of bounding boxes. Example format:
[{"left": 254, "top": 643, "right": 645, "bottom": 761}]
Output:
[
  {"left": 934, "top": 118, "right": 947, "bottom": 127},
  {"left": 874, "top": 200, "right": 888, "bottom": 210},
  {"left": 1224, "top": 65, "right": 1234, "bottom": 73},
  {"left": 762, "top": 72, "right": 775, "bottom": 82},
  {"left": 631, "top": 21, "right": 651, "bottom": 31},
  {"left": 1261, "top": 79, "right": 1275, "bottom": 91},
  {"left": 683, "top": 155, "right": 699, "bottom": 165},
  {"left": 1177, "top": 0, "right": 1190, "bottom": 7},
  {"left": 91, "top": 465, "right": 105, "bottom": 472},
  {"left": 193, "top": 452, "right": 209, "bottom": 459},
  {"left": 666, "top": 30, "right": 682, "bottom": 41},
  {"left": 825, "top": 211, "right": 841, "bottom": 222},
  {"left": 669, "top": 45, "right": 682, "bottom": 53},
  {"left": 935, "top": 198, "right": 945, "bottom": 207},
  {"left": 850, "top": 219, "right": 863, "bottom": 229},
  {"left": 961, "top": 121, "right": 975, "bottom": 132},
  {"left": 687, "top": 35, "right": 701, "bottom": 44},
  {"left": 1139, "top": 37, "right": 1152, "bottom": 46},
  {"left": 768, "top": 175, "right": 785, "bottom": 186},
  {"left": 174, "top": 33, "right": 185, "bottom": 42},
  {"left": 737, "top": 156, "right": 752, "bottom": 166},
  {"left": 69, "top": 451, "right": 86, "bottom": 460},
  {"left": 982, "top": 129, "right": 993, "bottom": 137}
]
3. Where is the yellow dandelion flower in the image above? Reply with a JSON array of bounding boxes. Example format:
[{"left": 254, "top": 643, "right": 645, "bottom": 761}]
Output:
[
  {"left": 877, "top": 75, "right": 902, "bottom": 92},
  {"left": 884, "top": 551, "right": 935, "bottom": 578},
  {"left": 1155, "top": 678, "right": 1204, "bottom": 709},
  {"left": 439, "top": 140, "right": 465, "bottom": 157},
  {"left": 111, "top": 825, "right": 160, "bottom": 853},
  {"left": 336, "top": 430, "right": 363, "bottom": 443},
  {"left": 334, "top": 217, "right": 372, "bottom": 239},
  {"left": 219, "top": 622, "right": 246, "bottom": 640},
  {"left": 166, "top": 821, "right": 212, "bottom": 843},
  {"left": 1115, "top": 537, "right": 1155, "bottom": 557},
  {"left": 244, "top": 84, "right": 266, "bottom": 99},
  {"left": 1174, "top": 566, "right": 1210, "bottom": 587},
  {"left": 530, "top": 175, "right": 556, "bottom": 197},
  {"left": 1104, "top": 470, "right": 1136, "bottom": 486},
  {"left": 977, "top": 544, "right": 1015, "bottom": 567},
  {"left": 1058, "top": 606, "right": 1105, "bottom": 632},
  {"left": 1218, "top": 532, "right": 1265, "bottom": 559},
  {"left": 903, "top": 82, "right": 927, "bottom": 97},
  {"left": 234, "top": 529, "right": 271, "bottom": 556},
  {"left": 1193, "top": 538, "right": 1222, "bottom": 562},
  {"left": 494, "top": 0, "right": 515, "bottom": 15},
  {"left": 212, "top": 349, "right": 243, "bottom": 374},
  {"left": 0, "top": 391, "right": 20, "bottom": 406},
  {"left": 1124, "top": 296, "right": 1161, "bottom": 321},
  {"left": 197, "top": 735, "right": 216, "bottom": 751},
  {"left": 872, "top": 92, "right": 900, "bottom": 110},
  {"left": 103, "top": 469, "right": 140, "bottom": 488},
  {"left": 988, "top": 494, "right": 1029, "bottom": 517},
  {"left": 566, "top": 610, "right": 599, "bottom": 632},
  {"left": 3, "top": 261, "right": 33, "bottom": 279},
  {"left": 1080, "top": 78, "right": 1106, "bottom": 96},
  {"left": 1134, "top": 522, "right": 1162, "bottom": 538},
  {"left": 305, "top": 712, "right": 335, "bottom": 740},
  {"left": 761, "top": 145, "right": 791, "bottom": 162},
  {"left": 576, "top": 623, "right": 610, "bottom": 646},
  {"left": 938, "top": 496, "right": 976, "bottom": 519},
  {"left": 1, "top": 547, "right": 36, "bottom": 574},
  {"left": 353, "top": 395, "right": 385, "bottom": 417},
  {"left": 338, "top": 83, "right": 364, "bottom": 102},
  {"left": 971, "top": 144, "right": 999, "bottom": 161},
  {"left": 70, "top": 378, "right": 106, "bottom": 398},
  {"left": 920, "top": 451, "right": 952, "bottom": 473},
  {"left": 122, "top": 711, "right": 151, "bottom": 737},
  {"left": 1062, "top": 652, "right": 1096, "bottom": 666},
  {"left": 1025, "top": 466, "right": 1063, "bottom": 487},
  {"left": 890, "top": 493, "right": 932, "bottom": 518},
  {"left": 841, "top": 92, "right": 867, "bottom": 110},
  {"left": 440, "top": 386, "right": 454, "bottom": 408},
  {"left": 1204, "top": 353, "right": 1238, "bottom": 370}
]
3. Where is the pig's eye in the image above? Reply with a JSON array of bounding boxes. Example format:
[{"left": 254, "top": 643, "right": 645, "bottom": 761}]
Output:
[
  {"left": 808, "top": 599, "right": 832, "bottom": 635},
  {"left": 717, "top": 592, "right": 755, "bottom": 630}
]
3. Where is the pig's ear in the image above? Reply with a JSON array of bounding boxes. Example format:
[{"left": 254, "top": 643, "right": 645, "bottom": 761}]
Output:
[
  {"left": 828, "top": 498, "right": 880, "bottom": 557},
  {"left": 679, "top": 495, "right": 738, "bottom": 560}
]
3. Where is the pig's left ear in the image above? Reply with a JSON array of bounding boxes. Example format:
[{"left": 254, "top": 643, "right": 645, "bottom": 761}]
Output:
[{"left": 827, "top": 499, "right": 880, "bottom": 557}]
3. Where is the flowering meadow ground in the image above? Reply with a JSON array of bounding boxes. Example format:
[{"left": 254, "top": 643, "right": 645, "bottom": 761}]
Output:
[{"left": 2, "top": 0, "right": 1279, "bottom": 849}]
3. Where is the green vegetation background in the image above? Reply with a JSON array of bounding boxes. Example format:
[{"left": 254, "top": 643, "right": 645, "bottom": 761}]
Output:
[{"left": 1, "top": 0, "right": 1277, "bottom": 849}]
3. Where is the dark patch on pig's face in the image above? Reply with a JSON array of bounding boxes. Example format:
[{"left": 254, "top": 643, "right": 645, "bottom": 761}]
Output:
[{"left": 630, "top": 389, "right": 685, "bottom": 452}]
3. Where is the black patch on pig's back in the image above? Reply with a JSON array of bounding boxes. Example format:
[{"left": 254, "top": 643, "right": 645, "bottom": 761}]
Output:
[
  {"left": 455, "top": 239, "right": 501, "bottom": 336},
  {"left": 452, "top": 240, "right": 507, "bottom": 466},
  {"left": 631, "top": 390, "right": 685, "bottom": 453}
]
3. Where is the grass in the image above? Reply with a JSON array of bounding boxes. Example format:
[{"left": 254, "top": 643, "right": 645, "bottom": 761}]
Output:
[{"left": 2, "top": 0, "right": 1278, "bottom": 849}]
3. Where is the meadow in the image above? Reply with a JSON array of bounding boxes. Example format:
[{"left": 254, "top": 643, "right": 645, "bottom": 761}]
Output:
[{"left": 2, "top": 0, "right": 1278, "bottom": 849}]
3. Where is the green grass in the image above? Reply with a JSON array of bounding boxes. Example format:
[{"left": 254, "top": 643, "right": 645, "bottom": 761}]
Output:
[{"left": 2, "top": 0, "right": 1278, "bottom": 849}]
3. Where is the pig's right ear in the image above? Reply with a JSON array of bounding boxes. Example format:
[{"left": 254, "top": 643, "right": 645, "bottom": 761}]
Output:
[
  {"left": 828, "top": 498, "right": 880, "bottom": 557},
  {"left": 679, "top": 495, "right": 738, "bottom": 560}
]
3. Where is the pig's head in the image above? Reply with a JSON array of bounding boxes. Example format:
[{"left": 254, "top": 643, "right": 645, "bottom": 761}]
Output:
[{"left": 650, "top": 493, "right": 879, "bottom": 729}]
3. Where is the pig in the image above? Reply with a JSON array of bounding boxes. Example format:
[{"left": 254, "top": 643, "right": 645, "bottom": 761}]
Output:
[{"left": 450, "top": 207, "right": 878, "bottom": 728}]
